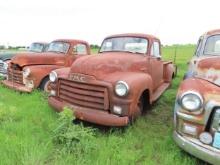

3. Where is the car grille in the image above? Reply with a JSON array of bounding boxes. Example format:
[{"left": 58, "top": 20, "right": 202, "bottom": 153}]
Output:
[
  {"left": 0, "top": 62, "right": 7, "bottom": 74},
  {"left": 8, "top": 64, "right": 23, "bottom": 84},
  {"left": 58, "top": 79, "right": 109, "bottom": 110},
  {"left": 210, "top": 108, "right": 220, "bottom": 133}
]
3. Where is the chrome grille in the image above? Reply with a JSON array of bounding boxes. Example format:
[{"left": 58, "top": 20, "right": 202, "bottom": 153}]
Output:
[
  {"left": 8, "top": 64, "right": 23, "bottom": 84},
  {"left": 58, "top": 79, "right": 109, "bottom": 110},
  {"left": 210, "top": 108, "right": 220, "bottom": 133},
  {"left": 0, "top": 62, "right": 7, "bottom": 74}
]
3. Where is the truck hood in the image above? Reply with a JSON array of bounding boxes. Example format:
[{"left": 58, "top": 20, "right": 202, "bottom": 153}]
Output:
[
  {"left": 11, "top": 52, "right": 66, "bottom": 67},
  {"left": 70, "top": 52, "right": 147, "bottom": 79},
  {"left": 195, "top": 56, "right": 220, "bottom": 86}
]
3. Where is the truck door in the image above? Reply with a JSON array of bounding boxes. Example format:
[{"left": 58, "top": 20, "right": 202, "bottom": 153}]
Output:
[{"left": 150, "top": 41, "right": 164, "bottom": 91}]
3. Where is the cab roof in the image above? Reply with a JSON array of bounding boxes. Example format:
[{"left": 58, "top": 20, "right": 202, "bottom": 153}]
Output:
[
  {"left": 32, "top": 42, "right": 48, "bottom": 45},
  {"left": 203, "top": 29, "right": 220, "bottom": 36},
  {"left": 105, "top": 33, "right": 159, "bottom": 41},
  {"left": 53, "top": 39, "right": 89, "bottom": 45}
]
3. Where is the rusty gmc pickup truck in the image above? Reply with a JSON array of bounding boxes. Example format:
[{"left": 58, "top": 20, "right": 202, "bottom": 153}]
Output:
[
  {"left": 48, "top": 33, "right": 176, "bottom": 126},
  {"left": 173, "top": 29, "right": 220, "bottom": 164},
  {"left": 2, "top": 39, "right": 90, "bottom": 92},
  {"left": 0, "top": 42, "right": 48, "bottom": 78}
]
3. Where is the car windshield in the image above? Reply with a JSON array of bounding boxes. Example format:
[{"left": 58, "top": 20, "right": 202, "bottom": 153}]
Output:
[
  {"left": 47, "top": 41, "right": 70, "bottom": 54},
  {"left": 204, "top": 35, "right": 220, "bottom": 55},
  {"left": 100, "top": 37, "right": 148, "bottom": 54},
  {"left": 29, "top": 43, "right": 44, "bottom": 52}
]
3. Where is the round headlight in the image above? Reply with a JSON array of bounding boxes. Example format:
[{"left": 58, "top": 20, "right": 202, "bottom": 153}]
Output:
[
  {"left": 179, "top": 91, "right": 203, "bottom": 111},
  {"left": 49, "top": 71, "right": 57, "bottom": 82},
  {"left": 115, "top": 81, "right": 129, "bottom": 97},
  {"left": 23, "top": 68, "right": 31, "bottom": 78}
]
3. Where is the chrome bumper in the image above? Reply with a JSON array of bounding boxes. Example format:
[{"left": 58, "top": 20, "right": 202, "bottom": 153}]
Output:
[
  {"left": 1, "top": 80, "right": 32, "bottom": 93},
  {"left": 48, "top": 96, "right": 129, "bottom": 127},
  {"left": 173, "top": 131, "right": 220, "bottom": 165}
]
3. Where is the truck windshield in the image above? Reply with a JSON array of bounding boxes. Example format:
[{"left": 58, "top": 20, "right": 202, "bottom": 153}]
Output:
[
  {"left": 29, "top": 43, "right": 44, "bottom": 52},
  {"left": 100, "top": 37, "right": 148, "bottom": 54},
  {"left": 47, "top": 42, "right": 70, "bottom": 54},
  {"left": 204, "top": 35, "right": 220, "bottom": 55}
]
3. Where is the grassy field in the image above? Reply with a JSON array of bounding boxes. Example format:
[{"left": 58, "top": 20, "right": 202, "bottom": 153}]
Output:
[{"left": 0, "top": 45, "right": 207, "bottom": 165}]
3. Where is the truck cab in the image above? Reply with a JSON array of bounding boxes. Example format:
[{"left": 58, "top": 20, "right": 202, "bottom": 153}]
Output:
[
  {"left": 2, "top": 39, "right": 90, "bottom": 92},
  {"left": 48, "top": 34, "right": 175, "bottom": 126}
]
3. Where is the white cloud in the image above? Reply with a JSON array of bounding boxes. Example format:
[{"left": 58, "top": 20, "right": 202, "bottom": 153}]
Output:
[{"left": 0, "top": 0, "right": 219, "bottom": 46}]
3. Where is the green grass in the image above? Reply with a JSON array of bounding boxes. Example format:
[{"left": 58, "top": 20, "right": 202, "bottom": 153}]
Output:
[{"left": 0, "top": 45, "right": 206, "bottom": 165}]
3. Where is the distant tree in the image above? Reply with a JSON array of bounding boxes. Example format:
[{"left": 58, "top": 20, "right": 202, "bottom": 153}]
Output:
[{"left": 90, "top": 44, "right": 100, "bottom": 49}]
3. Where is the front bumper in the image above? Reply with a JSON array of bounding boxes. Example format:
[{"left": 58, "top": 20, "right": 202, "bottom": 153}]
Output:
[
  {"left": 48, "top": 96, "right": 129, "bottom": 126},
  {"left": 173, "top": 131, "right": 220, "bottom": 165},
  {"left": 1, "top": 80, "right": 32, "bottom": 93}
]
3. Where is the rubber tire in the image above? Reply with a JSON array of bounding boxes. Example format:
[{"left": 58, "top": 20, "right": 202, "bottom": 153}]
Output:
[
  {"left": 129, "top": 95, "right": 144, "bottom": 124},
  {"left": 39, "top": 77, "right": 50, "bottom": 92}
]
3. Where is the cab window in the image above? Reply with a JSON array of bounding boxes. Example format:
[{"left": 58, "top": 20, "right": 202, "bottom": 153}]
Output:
[
  {"left": 204, "top": 35, "right": 220, "bottom": 55},
  {"left": 151, "top": 41, "right": 161, "bottom": 57},
  {"left": 73, "top": 44, "right": 87, "bottom": 55}
]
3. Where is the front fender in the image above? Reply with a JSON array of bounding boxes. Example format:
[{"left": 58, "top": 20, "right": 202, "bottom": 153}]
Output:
[
  {"left": 24, "top": 65, "right": 64, "bottom": 87},
  {"left": 106, "top": 71, "right": 153, "bottom": 98},
  {"left": 52, "top": 67, "right": 70, "bottom": 79},
  {"left": 105, "top": 72, "right": 153, "bottom": 116}
]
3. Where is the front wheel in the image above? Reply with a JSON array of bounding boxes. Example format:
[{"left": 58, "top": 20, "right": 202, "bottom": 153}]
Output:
[
  {"left": 129, "top": 96, "right": 144, "bottom": 124},
  {"left": 39, "top": 77, "right": 50, "bottom": 92},
  {"left": 137, "top": 95, "right": 144, "bottom": 116}
]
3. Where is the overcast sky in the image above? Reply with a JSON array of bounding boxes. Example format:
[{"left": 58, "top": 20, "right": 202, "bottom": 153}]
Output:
[{"left": 0, "top": 0, "right": 219, "bottom": 46}]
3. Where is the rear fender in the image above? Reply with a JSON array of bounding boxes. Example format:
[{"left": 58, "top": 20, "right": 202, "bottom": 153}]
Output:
[{"left": 164, "top": 63, "right": 175, "bottom": 82}]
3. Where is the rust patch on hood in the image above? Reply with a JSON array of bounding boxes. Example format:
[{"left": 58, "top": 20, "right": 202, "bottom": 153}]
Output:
[
  {"left": 196, "top": 56, "right": 220, "bottom": 86},
  {"left": 12, "top": 52, "right": 66, "bottom": 67},
  {"left": 70, "top": 52, "right": 148, "bottom": 79},
  {"left": 198, "top": 57, "right": 220, "bottom": 69}
]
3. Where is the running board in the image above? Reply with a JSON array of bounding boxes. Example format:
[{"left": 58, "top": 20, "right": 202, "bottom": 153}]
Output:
[{"left": 152, "top": 83, "right": 170, "bottom": 102}]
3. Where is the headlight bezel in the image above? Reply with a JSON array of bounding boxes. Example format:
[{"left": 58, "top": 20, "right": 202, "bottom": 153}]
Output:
[
  {"left": 23, "top": 68, "right": 31, "bottom": 78},
  {"left": 178, "top": 91, "right": 204, "bottom": 112},
  {"left": 115, "top": 81, "right": 129, "bottom": 97},
  {"left": 49, "top": 71, "right": 58, "bottom": 83}
]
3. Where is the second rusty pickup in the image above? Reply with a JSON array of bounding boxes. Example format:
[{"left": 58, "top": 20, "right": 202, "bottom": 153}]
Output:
[
  {"left": 2, "top": 39, "right": 90, "bottom": 92},
  {"left": 48, "top": 33, "right": 176, "bottom": 126}
]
